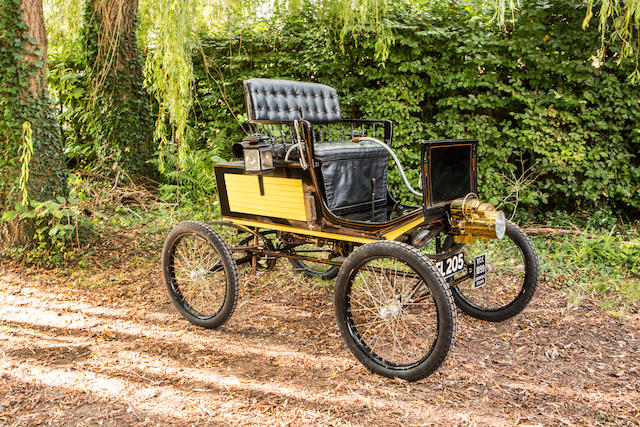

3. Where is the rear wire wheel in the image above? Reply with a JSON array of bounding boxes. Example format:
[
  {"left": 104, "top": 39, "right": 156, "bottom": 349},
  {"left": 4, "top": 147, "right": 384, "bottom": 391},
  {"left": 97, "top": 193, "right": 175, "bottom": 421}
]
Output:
[
  {"left": 289, "top": 243, "right": 339, "bottom": 279},
  {"left": 334, "top": 241, "right": 456, "bottom": 381},
  {"left": 448, "top": 221, "right": 539, "bottom": 322},
  {"left": 162, "top": 221, "right": 239, "bottom": 329}
]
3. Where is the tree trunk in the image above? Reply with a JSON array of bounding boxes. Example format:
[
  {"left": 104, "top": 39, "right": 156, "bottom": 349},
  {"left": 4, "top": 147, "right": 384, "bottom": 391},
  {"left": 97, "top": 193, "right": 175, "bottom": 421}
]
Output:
[
  {"left": 0, "top": 0, "right": 68, "bottom": 215},
  {"left": 22, "top": 0, "right": 48, "bottom": 95},
  {"left": 82, "top": 0, "right": 155, "bottom": 178}
]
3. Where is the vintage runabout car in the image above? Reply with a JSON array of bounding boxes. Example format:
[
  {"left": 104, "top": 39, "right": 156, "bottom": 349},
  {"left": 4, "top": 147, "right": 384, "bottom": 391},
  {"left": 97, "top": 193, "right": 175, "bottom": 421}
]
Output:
[{"left": 162, "top": 78, "right": 539, "bottom": 381}]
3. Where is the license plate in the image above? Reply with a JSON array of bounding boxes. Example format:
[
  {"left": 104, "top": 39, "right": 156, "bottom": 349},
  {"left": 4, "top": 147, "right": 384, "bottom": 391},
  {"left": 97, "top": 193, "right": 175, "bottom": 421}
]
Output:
[
  {"left": 473, "top": 254, "right": 487, "bottom": 288},
  {"left": 435, "top": 252, "right": 465, "bottom": 278}
]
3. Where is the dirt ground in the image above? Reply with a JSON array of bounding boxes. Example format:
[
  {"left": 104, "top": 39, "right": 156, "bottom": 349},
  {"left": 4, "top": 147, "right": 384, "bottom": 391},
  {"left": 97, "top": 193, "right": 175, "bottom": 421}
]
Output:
[{"left": 1, "top": 238, "right": 639, "bottom": 425}]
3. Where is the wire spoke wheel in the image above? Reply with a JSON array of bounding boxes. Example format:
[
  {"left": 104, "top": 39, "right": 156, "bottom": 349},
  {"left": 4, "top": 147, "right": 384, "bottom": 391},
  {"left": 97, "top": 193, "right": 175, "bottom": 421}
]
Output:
[
  {"left": 335, "top": 241, "right": 456, "bottom": 381},
  {"left": 438, "top": 220, "right": 539, "bottom": 322},
  {"left": 163, "top": 222, "right": 239, "bottom": 329},
  {"left": 349, "top": 261, "right": 439, "bottom": 366},
  {"left": 289, "top": 243, "right": 340, "bottom": 279},
  {"left": 173, "top": 235, "right": 226, "bottom": 315}
]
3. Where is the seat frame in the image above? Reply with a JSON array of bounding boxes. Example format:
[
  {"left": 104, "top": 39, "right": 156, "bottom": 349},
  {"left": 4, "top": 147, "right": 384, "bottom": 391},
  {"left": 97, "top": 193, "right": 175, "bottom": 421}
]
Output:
[{"left": 246, "top": 79, "right": 426, "bottom": 228}]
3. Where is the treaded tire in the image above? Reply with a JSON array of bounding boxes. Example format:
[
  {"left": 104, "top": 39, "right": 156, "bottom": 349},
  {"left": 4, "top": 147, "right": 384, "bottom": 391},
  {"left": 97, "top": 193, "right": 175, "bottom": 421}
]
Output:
[
  {"left": 451, "top": 221, "right": 539, "bottom": 322},
  {"left": 162, "top": 221, "right": 239, "bottom": 329},
  {"left": 334, "top": 240, "right": 456, "bottom": 381},
  {"left": 288, "top": 243, "right": 340, "bottom": 280},
  {"left": 289, "top": 258, "right": 339, "bottom": 280}
]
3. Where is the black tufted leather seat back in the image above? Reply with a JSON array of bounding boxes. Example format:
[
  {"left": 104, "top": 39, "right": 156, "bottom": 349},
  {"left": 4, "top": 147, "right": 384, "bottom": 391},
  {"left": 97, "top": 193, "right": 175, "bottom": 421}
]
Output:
[{"left": 244, "top": 78, "right": 342, "bottom": 124}]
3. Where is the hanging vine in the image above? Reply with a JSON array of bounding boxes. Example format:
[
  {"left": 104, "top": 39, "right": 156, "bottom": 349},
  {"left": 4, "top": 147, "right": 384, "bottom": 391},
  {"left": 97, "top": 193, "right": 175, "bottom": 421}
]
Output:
[
  {"left": 140, "top": 0, "right": 394, "bottom": 173},
  {"left": 583, "top": 0, "right": 640, "bottom": 78},
  {"left": 44, "top": 0, "right": 640, "bottom": 181},
  {"left": 79, "top": 0, "right": 155, "bottom": 176}
]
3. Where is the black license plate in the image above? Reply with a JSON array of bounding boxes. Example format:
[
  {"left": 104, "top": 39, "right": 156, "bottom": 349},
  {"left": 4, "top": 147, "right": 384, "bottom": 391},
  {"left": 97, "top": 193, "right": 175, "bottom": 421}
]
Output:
[
  {"left": 435, "top": 252, "right": 465, "bottom": 278},
  {"left": 473, "top": 253, "right": 487, "bottom": 288}
]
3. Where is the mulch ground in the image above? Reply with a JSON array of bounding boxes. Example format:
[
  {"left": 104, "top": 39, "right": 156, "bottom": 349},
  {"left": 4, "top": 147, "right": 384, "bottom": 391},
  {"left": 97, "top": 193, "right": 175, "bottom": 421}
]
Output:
[{"left": 0, "top": 231, "right": 638, "bottom": 426}]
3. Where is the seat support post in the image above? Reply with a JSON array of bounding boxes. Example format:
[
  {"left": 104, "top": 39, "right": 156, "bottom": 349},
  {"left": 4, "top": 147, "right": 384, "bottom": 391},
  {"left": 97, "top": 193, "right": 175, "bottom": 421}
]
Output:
[{"left": 371, "top": 178, "right": 376, "bottom": 222}]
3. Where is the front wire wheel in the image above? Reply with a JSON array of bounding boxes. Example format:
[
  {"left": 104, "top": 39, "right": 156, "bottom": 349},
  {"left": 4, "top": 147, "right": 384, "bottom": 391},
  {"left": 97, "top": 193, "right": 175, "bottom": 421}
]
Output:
[
  {"left": 446, "top": 220, "right": 539, "bottom": 322},
  {"left": 334, "top": 241, "right": 456, "bottom": 381},
  {"left": 162, "top": 221, "right": 239, "bottom": 329}
]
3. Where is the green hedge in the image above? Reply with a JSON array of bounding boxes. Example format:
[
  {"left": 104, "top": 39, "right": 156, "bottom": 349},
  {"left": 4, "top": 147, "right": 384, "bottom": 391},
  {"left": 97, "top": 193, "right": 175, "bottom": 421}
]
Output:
[{"left": 189, "top": 1, "right": 640, "bottom": 219}]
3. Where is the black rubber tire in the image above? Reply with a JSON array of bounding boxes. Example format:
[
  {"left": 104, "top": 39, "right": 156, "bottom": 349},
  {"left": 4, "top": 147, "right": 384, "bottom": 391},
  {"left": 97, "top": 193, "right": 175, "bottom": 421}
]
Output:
[
  {"left": 450, "top": 221, "right": 539, "bottom": 322},
  {"left": 289, "top": 245, "right": 339, "bottom": 280},
  {"left": 162, "top": 221, "right": 239, "bottom": 329},
  {"left": 334, "top": 241, "right": 456, "bottom": 381}
]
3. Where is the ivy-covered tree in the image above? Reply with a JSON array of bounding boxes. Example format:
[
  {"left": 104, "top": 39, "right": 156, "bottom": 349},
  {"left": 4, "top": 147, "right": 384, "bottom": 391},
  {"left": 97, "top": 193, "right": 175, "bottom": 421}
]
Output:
[
  {"left": 0, "top": 0, "right": 67, "bottom": 213},
  {"left": 81, "top": 0, "right": 154, "bottom": 176}
]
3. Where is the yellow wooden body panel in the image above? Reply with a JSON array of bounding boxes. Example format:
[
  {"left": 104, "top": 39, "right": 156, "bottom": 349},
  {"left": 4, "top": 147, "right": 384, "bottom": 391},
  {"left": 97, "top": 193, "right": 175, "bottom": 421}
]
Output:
[
  {"left": 225, "top": 174, "right": 307, "bottom": 221},
  {"left": 224, "top": 218, "right": 377, "bottom": 244},
  {"left": 382, "top": 217, "right": 425, "bottom": 241}
]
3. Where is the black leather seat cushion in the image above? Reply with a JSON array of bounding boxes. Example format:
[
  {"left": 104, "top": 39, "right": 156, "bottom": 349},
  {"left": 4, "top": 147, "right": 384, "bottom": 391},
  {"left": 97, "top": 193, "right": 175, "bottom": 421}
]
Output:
[
  {"left": 313, "top": 141, "right": 388, "bottom": 161},
  {"left": 314, "top": 142, "right": 389, "bottom": 215},
  {"left": 244, "top": 78, "right": 342, "bottom": 124},
  {"left": 242, "top": 78, "right": 389, "bottom": 217}
]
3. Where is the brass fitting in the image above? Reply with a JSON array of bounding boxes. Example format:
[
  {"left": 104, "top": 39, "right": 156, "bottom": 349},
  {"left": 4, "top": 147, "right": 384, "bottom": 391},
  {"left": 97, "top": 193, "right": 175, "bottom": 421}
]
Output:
[{"left": 450, "top": 193, "right": 506, "bottom": 242}]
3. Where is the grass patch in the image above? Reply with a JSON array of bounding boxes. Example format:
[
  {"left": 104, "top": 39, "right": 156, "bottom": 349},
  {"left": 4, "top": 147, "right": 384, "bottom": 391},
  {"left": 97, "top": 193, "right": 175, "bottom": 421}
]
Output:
[{"left": 532, "top": 226, "right": 640, "bottom": 311}]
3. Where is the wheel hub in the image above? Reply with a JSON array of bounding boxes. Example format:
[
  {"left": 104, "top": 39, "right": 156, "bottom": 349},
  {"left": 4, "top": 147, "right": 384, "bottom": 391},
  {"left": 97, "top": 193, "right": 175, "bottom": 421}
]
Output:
[
  {"left": 189, "top": 268, "right": 208, "bottom": 281},
  {"left": 380, "top": 302, "right": 402, "bottom": 319}
]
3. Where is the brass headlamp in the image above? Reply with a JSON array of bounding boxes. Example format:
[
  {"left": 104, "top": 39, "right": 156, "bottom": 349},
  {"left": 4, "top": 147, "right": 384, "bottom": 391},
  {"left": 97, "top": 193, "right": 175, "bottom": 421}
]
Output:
[{"left": 449, "top": 193, "right": 506, "bottom": 243}]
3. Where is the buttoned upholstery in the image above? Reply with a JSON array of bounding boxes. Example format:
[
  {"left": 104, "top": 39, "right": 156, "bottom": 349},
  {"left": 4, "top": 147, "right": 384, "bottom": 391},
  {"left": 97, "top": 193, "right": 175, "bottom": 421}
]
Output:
[
  {"left": 313, "top": 141, "right": 389, "bottom": 161},
  {"left": 242, "top": 78, "right": 390, "bottom": 218},
  {"left": 244, "top": 78, "right": 342, "bottom": 124}
]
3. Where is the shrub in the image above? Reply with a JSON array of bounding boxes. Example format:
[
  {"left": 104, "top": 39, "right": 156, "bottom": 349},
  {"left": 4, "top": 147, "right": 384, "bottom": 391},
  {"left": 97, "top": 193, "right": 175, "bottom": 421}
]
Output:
[{"left": 188, "top": 0, "right": 640, "bottom": 219}]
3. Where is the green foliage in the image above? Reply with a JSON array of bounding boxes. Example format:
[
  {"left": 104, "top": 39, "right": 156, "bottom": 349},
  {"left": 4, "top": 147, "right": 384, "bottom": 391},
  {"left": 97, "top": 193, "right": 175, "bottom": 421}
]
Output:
[
  {"left": 544, "top": 228, "right": 640, "bottom": 278},
  {"left": 143, "top": 0, "right": 198, "bottom": 173},
  {"left": 44, "top": 0, "right": 83, "bottom": 58},
  {"left": 47, "top": 0, "right": 154, "bottom": 176},
  {"left": 140, "top": 0, "right": 395, "bottom": 175},
  {"left": 79, "top": 0, "right": 154, "bottom": 176},
  {"left": 47, "top": 53, "right": 90, "bottom": 161},
  {"left": 0, "top": 0, "right": 68, "bottom": 213},
  {"left": 151, "top": 145, "right": 224, "bottom": 211},
  {"left": 187, "top": 0, "right": 640, "bottom": 218},
  {"left": 1, "top": 173, "right": 93, "bottom": 267},
  {"left": 583, "top": 0, "right": 640, "bottom": 77},
  {"left": 534, "top": 227, "right": 640, "bottom": 310}
]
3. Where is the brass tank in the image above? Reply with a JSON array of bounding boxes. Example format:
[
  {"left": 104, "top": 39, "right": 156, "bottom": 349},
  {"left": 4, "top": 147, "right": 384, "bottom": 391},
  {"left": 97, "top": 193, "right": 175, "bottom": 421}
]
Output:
[{"left": 449, "top": 193, "right": 506, "bottom": 243}]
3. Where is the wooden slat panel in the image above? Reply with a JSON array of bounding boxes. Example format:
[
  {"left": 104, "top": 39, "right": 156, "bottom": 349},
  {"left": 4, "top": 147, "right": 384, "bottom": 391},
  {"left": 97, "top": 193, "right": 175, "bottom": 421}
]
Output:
[{"left": 224, "top": 174, "right": 307, "bottom": 221}]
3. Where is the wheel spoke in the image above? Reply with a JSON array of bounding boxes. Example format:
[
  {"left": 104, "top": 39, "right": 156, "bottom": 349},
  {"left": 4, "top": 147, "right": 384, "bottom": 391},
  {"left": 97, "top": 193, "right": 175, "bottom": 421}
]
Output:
[
  {"left": 422, "top": 221, "right": 537, "bottom": 321},
  {"left": 171, "top": 234, "right": 226, "bottom": 317},
  {"left": 347, "top": 255, "right": 441, "bottom": 367}
]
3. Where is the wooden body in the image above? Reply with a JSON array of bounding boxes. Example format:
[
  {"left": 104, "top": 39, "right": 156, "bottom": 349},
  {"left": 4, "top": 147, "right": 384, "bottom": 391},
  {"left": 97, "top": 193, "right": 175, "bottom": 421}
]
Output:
[{"left": 214, "top": 161, "right": 439, "bottom": 244}]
